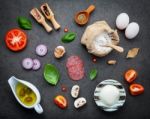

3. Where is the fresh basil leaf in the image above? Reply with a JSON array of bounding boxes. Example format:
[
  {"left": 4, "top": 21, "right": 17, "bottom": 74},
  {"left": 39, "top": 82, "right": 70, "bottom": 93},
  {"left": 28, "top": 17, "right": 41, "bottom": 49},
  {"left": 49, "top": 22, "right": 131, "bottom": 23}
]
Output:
[
  {"left": 61, "top": 32, "right": 76, "bottom": 43},
  {"left": 44, "top": 64, "right": 60, "bottom": 85},
  {"left": 17, "top": 16, "right": 32, "bottom": 30},
  {"left": 89, "top": 69, "right": 98, "bottom": 80}
]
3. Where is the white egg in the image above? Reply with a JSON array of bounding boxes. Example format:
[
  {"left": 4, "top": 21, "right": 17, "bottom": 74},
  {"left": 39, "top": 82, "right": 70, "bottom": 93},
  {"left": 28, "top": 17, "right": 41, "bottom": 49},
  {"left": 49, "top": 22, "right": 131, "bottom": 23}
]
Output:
[
  {"left": 116, "top": 13, "right": 129, "bottom": 30},
  {"left": 125, "top": 22, "right": 139, "bottom": 39}
]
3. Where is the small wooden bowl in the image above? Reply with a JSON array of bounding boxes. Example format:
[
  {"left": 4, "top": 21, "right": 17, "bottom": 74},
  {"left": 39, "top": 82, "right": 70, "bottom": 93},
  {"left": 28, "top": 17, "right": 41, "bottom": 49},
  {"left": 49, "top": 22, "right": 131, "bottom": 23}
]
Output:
[
  {"left": 75, "top": 12, "right": 89, "bottom": 25},
  {"left": 75, "top": 5, "right": 95, "bottom": 26}
]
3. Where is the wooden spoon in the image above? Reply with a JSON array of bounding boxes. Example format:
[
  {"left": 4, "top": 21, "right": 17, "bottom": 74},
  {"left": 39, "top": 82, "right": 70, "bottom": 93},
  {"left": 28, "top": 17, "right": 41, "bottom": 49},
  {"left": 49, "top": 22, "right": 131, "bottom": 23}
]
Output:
[
  {"left": 105, "top": 44, "right": 124, "bottom": 53},
  {"left": 75, "top": 5, "right": 95, "bottom": 25},
  {"left": 30, "top": 8, "right": 52, "bottom": 32},
  {"left": 40, "top": 3, "right": 61, "bottom": 30}
]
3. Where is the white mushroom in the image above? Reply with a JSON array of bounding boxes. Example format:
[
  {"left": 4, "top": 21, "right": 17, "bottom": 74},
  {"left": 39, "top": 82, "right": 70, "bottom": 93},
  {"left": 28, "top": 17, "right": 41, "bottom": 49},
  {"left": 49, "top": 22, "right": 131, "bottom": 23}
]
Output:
[
  {"left": 71, "top": 85, "right": 80, "bottom": 98},
  {"left": 54, "top": 46, "right": 65, "bottom": 58},
  {"left": 74, "top": 97, "right": 86, "bottom": 108}
]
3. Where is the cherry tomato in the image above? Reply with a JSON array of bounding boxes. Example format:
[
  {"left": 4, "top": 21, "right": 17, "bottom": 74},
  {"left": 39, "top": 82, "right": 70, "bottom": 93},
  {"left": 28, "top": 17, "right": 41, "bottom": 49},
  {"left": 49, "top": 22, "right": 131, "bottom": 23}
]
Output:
[
  {"left": 92, "top": 56, "right": 97, "bottom": 63},
  {"left": 5, "top": 28, "right": 27, "bottom": 51},
  {"left": 129, "top": 84, "right": 144, "bottom": 96},
  {"left": 124, "top": 69, "right": 137, "bottom": 83},
  {"left": 54, "top": 95, "right": 67, "bottom": 109},
  {"left": 61, "top": 85, "right": 67, "bottom": 92},
  {"left": 64, "top": 28, "right": 68, "bottom": 32}
]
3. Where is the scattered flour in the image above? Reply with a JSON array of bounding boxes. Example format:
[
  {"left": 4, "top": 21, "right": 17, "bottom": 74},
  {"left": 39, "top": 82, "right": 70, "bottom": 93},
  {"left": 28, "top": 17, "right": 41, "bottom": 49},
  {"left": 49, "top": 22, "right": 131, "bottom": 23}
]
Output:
[{"left": 94, "top": 32, "right": 112, "bottom": 52}]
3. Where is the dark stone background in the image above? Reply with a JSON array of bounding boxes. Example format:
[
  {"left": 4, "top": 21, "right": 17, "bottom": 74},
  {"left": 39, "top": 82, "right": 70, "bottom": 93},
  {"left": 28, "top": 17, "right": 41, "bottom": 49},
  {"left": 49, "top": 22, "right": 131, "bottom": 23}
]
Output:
[{"left": 0, "top": 0, "right": 150, "bottom": 119}]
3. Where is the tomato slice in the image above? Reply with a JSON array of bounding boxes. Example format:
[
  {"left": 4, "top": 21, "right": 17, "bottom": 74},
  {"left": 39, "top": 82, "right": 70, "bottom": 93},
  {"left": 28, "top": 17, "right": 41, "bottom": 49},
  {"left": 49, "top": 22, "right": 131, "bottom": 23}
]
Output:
[
  {"left": 5, "top": 28, "right": 27, "bottom": 51},
  {"left": 124, "top": 69, "right": 137, "bottom": 83},
  {"left": 129, "top": 84, "right": 144, "bottom": 96},
  {"left": 54, "top": 95, "right": 67, "bottom": 109}
]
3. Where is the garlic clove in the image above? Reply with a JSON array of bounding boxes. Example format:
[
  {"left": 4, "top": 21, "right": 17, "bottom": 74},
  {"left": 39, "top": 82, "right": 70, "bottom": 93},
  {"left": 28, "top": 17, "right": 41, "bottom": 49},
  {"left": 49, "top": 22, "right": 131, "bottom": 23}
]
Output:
[{"left": 107, "top": 60, "right": 117, "bottom": 65}]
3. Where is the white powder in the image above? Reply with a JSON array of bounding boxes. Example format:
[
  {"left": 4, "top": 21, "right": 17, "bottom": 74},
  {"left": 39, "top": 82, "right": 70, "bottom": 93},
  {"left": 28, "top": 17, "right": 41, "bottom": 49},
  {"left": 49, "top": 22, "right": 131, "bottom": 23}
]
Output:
[{"left": 94, "top": 33, "right": 112, "bottom": 52}]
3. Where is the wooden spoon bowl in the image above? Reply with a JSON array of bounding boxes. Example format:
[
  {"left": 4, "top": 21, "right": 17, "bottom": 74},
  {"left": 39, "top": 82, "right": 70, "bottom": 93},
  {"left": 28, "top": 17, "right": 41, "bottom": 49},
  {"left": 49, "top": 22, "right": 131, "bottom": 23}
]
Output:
[
  {"left": 75, "top": 12, "right": 89, "bottom": 25},
  {"left": 75, "top": 5, "right": 95, "bottom": 26}
]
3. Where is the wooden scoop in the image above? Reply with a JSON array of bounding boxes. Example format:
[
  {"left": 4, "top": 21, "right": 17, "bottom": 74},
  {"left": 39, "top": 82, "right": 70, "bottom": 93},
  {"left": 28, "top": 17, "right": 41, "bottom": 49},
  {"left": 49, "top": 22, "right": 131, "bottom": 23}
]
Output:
[
  {"left": 30, "top": 8, "right": 52, "bottom": 32},
  {"left": 75, "top": 5, "right": 95, "bottom": 25},
  {"left": 105, "top": 44, "right": 124, "bottom": 53},
  {"left": 40, "top": 3, "right": 61, "bottom": 30}
]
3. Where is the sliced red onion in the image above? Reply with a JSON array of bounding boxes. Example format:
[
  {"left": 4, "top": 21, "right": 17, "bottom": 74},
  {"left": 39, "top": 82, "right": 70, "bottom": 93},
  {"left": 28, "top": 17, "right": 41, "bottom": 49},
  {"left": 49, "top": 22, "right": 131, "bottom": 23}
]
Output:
[
  {"left": 32, "top": 59, "right": 41, "bottom": 70},
  {"left": 36, "top": 44, "right": 48, "bottom": 56},
  {"left": 22, "top": 58, "right": 33, "bottom": 69}
]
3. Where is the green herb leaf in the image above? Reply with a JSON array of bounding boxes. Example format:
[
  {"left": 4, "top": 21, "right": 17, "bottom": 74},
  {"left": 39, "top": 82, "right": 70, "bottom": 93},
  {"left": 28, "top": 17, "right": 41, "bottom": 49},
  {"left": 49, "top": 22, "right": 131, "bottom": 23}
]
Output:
[
  {"left": 17, "top": 16, "right": 32, "bottom": 30},
  {"left": 61, "top": 32, "right": 76, "bottom": 43},
  {"left": 89, "top": 69, "right": 98, "bottom": 80},
  {"left": 44, "top": 64, "right": 60, "bottom": 85}
]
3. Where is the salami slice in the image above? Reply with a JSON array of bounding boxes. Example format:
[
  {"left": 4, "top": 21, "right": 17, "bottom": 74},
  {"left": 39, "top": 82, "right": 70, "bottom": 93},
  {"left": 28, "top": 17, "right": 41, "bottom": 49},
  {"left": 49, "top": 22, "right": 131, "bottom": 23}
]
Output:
[
  {"left": 66, "top": 56, "right": 83, "bottom": 68},
  {"left": 66, "top": 55, "right": 85, "bottom": 80}
]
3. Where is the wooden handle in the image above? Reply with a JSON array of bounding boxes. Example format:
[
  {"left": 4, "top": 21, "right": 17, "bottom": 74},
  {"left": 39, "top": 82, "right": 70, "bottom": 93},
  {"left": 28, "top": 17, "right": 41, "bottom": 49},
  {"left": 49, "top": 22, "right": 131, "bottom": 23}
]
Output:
[
  {"left": 41, "top": 20, "right": 52, "bottom": 32},
  {"left": 50, "top": 16, "right": 61, "bottom": 30},
  {"left": 86, "top": 5, "right": 95, "bottom": 14},
  {"left": 106, "top": 44, "right": 124, "bottom": 53}
]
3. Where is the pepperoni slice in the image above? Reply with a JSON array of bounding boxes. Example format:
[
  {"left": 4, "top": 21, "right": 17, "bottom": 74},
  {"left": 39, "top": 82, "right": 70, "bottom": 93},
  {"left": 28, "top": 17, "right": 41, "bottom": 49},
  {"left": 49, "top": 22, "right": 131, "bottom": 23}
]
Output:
[
  {"left": 68, "top": 71, "right": 84, "bottom": 80},
  {"left": 66, "top": 56, "right": 83, "bottom": 68},
  {"left": 66, "top": 55, "right": 85, "bottom": 80},
  {"left": 68, "top": 66, "right": 84, "bottom": 80}
]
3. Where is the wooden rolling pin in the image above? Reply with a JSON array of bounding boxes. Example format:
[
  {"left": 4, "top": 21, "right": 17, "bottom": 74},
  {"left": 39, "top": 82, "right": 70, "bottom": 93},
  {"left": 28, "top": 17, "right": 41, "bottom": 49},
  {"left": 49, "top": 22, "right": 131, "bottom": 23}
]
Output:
[
  {"left": 40, "top": 3, "right": 61, "bottom": 30},
  {"left": 30, "top": 8, "right": 52, "bottom": 32}
]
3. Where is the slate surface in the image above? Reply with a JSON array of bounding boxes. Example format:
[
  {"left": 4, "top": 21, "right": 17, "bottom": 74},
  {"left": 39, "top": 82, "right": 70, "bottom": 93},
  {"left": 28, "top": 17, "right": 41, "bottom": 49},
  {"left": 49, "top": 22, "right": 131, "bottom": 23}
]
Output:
[{"left": 0, "top": 0, "right": 150, "bottom": 119}]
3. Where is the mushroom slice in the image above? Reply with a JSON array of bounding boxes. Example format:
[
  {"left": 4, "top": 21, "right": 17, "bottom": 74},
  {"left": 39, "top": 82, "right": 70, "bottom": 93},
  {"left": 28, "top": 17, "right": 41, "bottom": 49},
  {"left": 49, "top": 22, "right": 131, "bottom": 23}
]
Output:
[
  {"left": 54, "top": 46, "right": 66, "bottom": 58},
  {"left": 71, "top": 85, "right": 80, "bottom": 98},
  {"left": 74, "top": 97, "right": 86, "bottom": 108}
]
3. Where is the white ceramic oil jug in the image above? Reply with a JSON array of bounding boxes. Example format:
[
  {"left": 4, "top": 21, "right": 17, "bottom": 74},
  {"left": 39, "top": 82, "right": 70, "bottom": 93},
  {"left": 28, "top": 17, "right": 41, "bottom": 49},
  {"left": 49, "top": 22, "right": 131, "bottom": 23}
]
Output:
[{"left": 8, "top": 76, "right": 43, "bottom": 114}]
